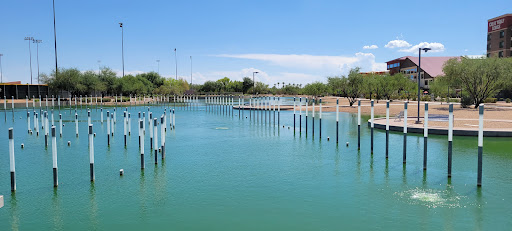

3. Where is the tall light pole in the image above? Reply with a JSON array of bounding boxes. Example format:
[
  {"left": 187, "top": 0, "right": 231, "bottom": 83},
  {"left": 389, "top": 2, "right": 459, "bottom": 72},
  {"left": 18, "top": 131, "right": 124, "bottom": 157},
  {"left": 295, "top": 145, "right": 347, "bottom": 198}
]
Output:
[
  {"left": 98, "top": 60, "right": 101, "bottom": 75},
  {"left": 190, "top": 56, "right": 192, "bottom": 85},
  {"left": 416, "top": 47, "right": 431, "bottom": 124},
  {"left": 174, "top": 48, "right": 177, "bottom": 80},
  {"left": 119, "top": 22, "right": 124, "bottom": 77},
  {"left": 252, "top": 71, "right": 259, "bottom": 94},
  {"left": 24, "top": 37, "right": 34, "bottom": 84},
  {"left": 156, "top": 60, "right": 160, "bottom": 75},
  {"left": 0, "top": 54, "right": 3, "bottom": 83},
  {"left": 33, "top": 40, "right": 42, "bottom": 84},
  {"left": 53, "top": 0, "right": 58, "bottom": 91}
]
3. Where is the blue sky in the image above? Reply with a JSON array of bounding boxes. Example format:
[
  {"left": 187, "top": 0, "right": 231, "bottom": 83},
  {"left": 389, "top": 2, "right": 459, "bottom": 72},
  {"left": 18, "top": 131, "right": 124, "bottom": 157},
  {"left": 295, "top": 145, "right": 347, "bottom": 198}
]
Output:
[{"left": 0, "top": 0, "right": 508, "bottom": 86}]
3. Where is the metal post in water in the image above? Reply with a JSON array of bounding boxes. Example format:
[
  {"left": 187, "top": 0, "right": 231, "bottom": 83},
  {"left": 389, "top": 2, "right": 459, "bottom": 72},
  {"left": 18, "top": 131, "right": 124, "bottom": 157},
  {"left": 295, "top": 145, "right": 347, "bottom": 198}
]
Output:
[
  {"left": 89, "top": 124, "right": 94, "bottom": 181},
  {"left": 9, "top": 128, "right": 15, "bottom": 191},
  {"left": 336, "top": 98, "right": 339, "bottom": 143},
  {"left": 357, "top": 100, "right": 361, "bottom": 150},
  {"left": 88, "top": 110, "right": 91, "bottom": 126},
  {"left": 101, "top": 108, "right": 103, "bottom": 123},
  {"left": 149, "top": 112, "right": 153, "bottom": 149},
  {"left": 52, "top": 126, "right": 58, "bottom": 187},
  {"left": 403, "top": 101, "right": 408, "bottom": 164},
  {"left": 107, "top": 111, "right": 110, "bottom": 146},
  {"left": 140, "top": 120, "right": 144, "bottom": 169},
  {"left": 45, "top": 112, "right": 48, "bottom": 147},
  {"left": 172, "top": 109, "right": 175, "bottom": 128},
  {"left": 124, "top": 111, "right": 127, "bottom": 147},
  {"left": 448, "top": 103, "right": 453, "bottom": 178},
  {"left": 299, "top": 97, "right": 302, "bottom": 133},
  {"left": 161, "top": 116, "right": 165, "bottom": 159},
  {"left": 371, "top": 100, "right": 374, "bottom": 153},
  {"left": 277, "top": 97, "right": 280, "bottom": 127},
  {"left": 386, "top": 101, "right": 389, "bottom": 158},
  {"left": 477, "top": 104, "right": 484, "bottom": 187},
  {"left": 128, "top": 113, "right": 131, "bottom": 135},
  {"left": 312, "top": 99, "right": 315, "bottom": 136},
  {"left": 27, "top": 111, "right": 31, "bottom": 133},
  {"left": 59, "top": 114, "right": 62, "bottom": 137},
  {"left": 319, "top": 99, "right": 322, "bottom": 139},
  {"left": 154, "top": 118, "right": 158, "bottom": 164},
  {"left": 111, "top": 113, "right": 115, "bottom": 137},
  {"left": 423, "top": 103, "right": 428, "bottom": 170},
  {"left": 75, "top": 113, "right": 79, "bottom": 137}
]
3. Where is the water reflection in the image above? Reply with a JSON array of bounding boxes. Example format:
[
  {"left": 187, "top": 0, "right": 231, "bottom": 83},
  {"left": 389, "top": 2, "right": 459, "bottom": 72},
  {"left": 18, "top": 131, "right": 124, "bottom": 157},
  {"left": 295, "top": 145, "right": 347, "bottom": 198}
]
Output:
[{"left": 52, "top": 188, "right": 63, "bottom": 230}]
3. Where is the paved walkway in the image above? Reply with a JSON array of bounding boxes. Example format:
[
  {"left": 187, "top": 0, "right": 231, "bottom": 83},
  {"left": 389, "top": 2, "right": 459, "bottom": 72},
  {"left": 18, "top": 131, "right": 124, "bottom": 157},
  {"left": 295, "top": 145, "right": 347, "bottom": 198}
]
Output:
[{"left": 370, "top": 117, "right": 512, "bottom": 137}]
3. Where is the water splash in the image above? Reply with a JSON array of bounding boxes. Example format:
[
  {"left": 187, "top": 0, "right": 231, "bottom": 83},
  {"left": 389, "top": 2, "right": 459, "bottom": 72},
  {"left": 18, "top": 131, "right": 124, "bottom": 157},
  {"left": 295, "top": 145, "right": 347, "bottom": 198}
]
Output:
[{"left": 395, "top": 187, "right": 465, "bottom": 208}]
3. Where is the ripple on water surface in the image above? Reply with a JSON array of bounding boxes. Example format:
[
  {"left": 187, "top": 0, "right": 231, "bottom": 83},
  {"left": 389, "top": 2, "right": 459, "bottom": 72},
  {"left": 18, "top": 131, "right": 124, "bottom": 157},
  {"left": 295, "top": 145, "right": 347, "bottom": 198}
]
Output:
[{"left": 395, "top": 186, "right": 467, "bottom": 208}]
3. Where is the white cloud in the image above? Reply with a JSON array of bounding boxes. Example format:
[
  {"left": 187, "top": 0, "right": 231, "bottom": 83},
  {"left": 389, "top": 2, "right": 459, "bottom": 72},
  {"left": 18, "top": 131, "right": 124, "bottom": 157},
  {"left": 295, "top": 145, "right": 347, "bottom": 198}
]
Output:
[
  {"left": 363, "top": 45, "right": 378, "bottom": 49},
  {"left": 384, "top": 40, "right": 411, "bottom": 48},
  {"left": 398, "top": 42, "right": 445, "bottom": 53}
]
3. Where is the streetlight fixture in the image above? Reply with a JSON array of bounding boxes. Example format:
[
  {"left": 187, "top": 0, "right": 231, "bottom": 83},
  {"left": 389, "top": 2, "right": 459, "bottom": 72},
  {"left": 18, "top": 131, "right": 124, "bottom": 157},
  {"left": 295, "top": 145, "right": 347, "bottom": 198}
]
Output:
[
  {"left": 252, "top": 71, "right": 259, "bottom": 94},
  {"left": 33, "top": 39, "right": 42, "bottom": 84},
  {"left": 24, "top": 37, "right": 34, "bottom": 84},
  {"left": 416, "top": 47, "right": 431, "bottom": 124},
  {"left": 119, "top": 22, "right": 124, "bottom": 77},
  {"left": 156, "top": 60, "right": 160, "bottom": 75}
]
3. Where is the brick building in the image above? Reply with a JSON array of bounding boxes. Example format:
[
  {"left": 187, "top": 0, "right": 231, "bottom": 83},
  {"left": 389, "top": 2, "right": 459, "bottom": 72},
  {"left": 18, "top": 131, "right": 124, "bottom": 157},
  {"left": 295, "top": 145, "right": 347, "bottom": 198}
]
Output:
[{"left": 487, "top": 14, "right": 512, "bottom": 58}]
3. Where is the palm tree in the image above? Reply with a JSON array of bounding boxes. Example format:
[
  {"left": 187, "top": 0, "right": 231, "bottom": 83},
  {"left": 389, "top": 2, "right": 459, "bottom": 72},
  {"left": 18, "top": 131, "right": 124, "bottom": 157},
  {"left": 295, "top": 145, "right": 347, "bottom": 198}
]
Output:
[
  {"left": 277, "top": 82, "right": 280, "bottom": 88},
  {"left": 282, "top": 82, "right": 285, "bottom": 87}
]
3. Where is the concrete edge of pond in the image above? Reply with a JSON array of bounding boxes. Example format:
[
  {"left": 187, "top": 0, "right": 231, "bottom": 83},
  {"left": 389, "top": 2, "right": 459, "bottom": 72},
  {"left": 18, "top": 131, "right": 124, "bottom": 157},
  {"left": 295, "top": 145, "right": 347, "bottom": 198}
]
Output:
[{"left": 369, "top": 118, "right": 512, "bottom": 137}]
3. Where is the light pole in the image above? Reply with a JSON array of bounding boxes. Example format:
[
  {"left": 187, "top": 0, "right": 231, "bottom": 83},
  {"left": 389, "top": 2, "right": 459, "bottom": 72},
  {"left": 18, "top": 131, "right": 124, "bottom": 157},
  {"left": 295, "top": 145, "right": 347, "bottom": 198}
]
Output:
[
  {"left": 174, "top": 48, "right": 177, "bottom": 80},
  {"left": 33, "top": 40, "right": 42, "bottom": 84},
  {"left": 0, "top": 54, "right": 3, "bottom": 83},
  {"left": 416, "top": 47, "right": 431, "bottom": 124},
  {"left": 156, "top": 60, "right": 160, "bottom": 75},
  {"left": 24, "top": 37, "right": 34, "bottom": 84},
  {"left": 119, "top": 22, "right": 124, "bottom": 77},
  {"left": 52, "top": 0, "right": 58, "bottom": 92},
  {"left": 190, "top": 56, "right": 192, "bottom": 85},
  {"left": 98, "top": 60, "right": 101, "bottom": 75},
  {"left": 252, "top": 71, "right": 259, "bottom": 94}
]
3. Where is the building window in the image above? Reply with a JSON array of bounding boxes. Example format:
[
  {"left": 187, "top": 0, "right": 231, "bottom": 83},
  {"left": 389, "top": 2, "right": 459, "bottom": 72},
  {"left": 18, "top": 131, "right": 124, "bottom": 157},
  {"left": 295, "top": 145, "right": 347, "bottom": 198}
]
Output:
[
  {"left": 487, "top": 53, "right": 491, "bottom": 58},
  {"left": 487, "top": 43, "right": 491, "bottom": 50},
  {"left": 499, "top": 41, "right": 504, "bottom": 48},
  {"left": 424, "top": 80, "right": 428, "bottom": 86},
  {"left": 487, "top": 34, "right": 491, "bottom": 41},
  {"left": 500, "top": 30, "right": 505, "bottom": 38},
  {"left": 499, "top": 51, "right": 503, "bottom": 58}
]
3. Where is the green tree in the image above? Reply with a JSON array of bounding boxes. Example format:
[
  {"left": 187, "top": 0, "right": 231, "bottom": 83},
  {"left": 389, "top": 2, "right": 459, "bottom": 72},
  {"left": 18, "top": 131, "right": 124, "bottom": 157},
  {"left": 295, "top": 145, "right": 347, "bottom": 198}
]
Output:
[{"left": 303, "top": 82, "right": 328, "bottom": 96}]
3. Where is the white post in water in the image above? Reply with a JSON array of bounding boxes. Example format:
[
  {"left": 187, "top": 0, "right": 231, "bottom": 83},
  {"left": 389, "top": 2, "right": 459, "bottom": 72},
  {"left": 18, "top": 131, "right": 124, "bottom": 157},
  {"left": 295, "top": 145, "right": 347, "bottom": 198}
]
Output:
[
  {"left": 9, "top": 128, "right": 15, "bottom": 191},
  {"left": 35, "top": 113, "right": 39, "bottom": 136},
  {"left": 140, "top": 120, "right": 145, "bottom": 169},
  {"left": 154, "top": 118, "right": 158, "bottom": 164},
  {"left": 89, "top": 124, "right": 94, "bottom": 181},
  {"left": 149, "top": 112, "right": 153, "bottom": 149},
  {"left": 75, "top": 113, "right": 79, "bottom": 137},
  {"left": 386, "top": 101, "right": 390, "bottom": 158},
  {"left": 448, "top": 103, "right": 453, "bottom": 178},
  {"left": 59, "top": 114, "right": 63, "bottom": 137},
  {"left": 27, "top": 111, "right": 31, "bottom": 133},
  {"left": 423, "top": 103, "right": 429, "bottom": 170},
  {"left": 277, "top": 97, "right": 281, "bottom": 127},
  {"left": 306, "top": 98, "right": 309, "bottom": 135},
  {"left": 172, "top": 109, "right": 175, "bottom": 128},
  {"left": 107, "top": 111, "right": 111, "bottom": 146},
  {"left": 299, "top": 97, "right": 302, "bottom": 133},
  {"left": 111, "top": 113, "right": 115, "bottom": 137},
  {"left": 403, "top": 101, "right": 408, "bottom": 164},
  {"left": 88, "top": 110, "right": 91, "bottom": 125},
  {"left": 312, "top": 99, "right": 315, "bottom": 136},
  {"left": 293, "top": 97, "right": 296, "bottom": 133},
  {"left": 477, "top": 104, "right": 484, "bottom": 187},
  {"left": 52, "top": 126, "right": 58, "bottom": 187},
  {"left": 336, "top": 98, "right": 339, "bottom": 143},
  {"left": 371, "top": 100, "right": 374, "bottom": 153},
  {"left": 124, "top": 111, "right": 127, "bottom": 147},
  {"left": 128, "top": 113, "right": 131, "bottom": 135},
  {"left": 357, "top": 100, "right": 361, "bottom": 150},
  {"left": 101, "top": 108, "right": 103, "bottom": 123},
  {"left": 319, "top": 99, "right": 322, "bottom": 139},
  {"left": 161, "top": 116, "right": 165, "bottom": 159},
  {"left": 45, "top": 112, "right": 49, "bottom": 147}
]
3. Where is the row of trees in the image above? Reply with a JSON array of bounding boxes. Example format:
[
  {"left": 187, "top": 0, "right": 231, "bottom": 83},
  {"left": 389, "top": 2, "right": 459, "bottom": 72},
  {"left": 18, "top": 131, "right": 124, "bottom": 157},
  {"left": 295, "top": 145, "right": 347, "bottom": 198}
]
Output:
[
  {"left": 430, "top": 57, "right": 512, "bottom": 108},
  {"left": 42, "top": 68, "right": 189, "bottom": 96}
]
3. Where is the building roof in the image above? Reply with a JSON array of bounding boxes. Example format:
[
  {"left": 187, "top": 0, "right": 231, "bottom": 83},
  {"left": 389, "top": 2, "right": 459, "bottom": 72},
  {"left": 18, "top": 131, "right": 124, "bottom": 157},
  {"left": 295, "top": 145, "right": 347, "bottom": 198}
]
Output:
[{"left": 387, "top": 56, "right": 459, "bottom": 77}]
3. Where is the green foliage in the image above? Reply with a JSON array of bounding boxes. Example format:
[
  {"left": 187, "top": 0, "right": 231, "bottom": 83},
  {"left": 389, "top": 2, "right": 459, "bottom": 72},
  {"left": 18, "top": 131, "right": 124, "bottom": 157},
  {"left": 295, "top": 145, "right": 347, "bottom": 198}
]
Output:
[
  {"left": 460, "top": 94, "right": 473, "bottom": 108},
  {"left": 484, "top": 98, "right": 497, "bottom": 103},
  {"left": 506, "top": 98, "right": 511, "bottom": 103},
  {"left": 443, "top": 57, "right": 512, "bottom": 108},
  {"left": 303, "top": 82, "right": 328, "bottom": 96}
]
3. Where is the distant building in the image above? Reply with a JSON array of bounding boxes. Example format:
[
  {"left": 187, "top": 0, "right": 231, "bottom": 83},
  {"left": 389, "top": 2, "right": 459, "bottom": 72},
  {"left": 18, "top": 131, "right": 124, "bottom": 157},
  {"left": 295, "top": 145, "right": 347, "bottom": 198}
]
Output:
[
  {"left": 487, "top": 14, "right": 512, "bottom": 58},
  {"left": 385, "top": 56, "right": 458, "bottom": 89},
  {"left": 0, "top": 83, "right": 48, "bottom": 99}
]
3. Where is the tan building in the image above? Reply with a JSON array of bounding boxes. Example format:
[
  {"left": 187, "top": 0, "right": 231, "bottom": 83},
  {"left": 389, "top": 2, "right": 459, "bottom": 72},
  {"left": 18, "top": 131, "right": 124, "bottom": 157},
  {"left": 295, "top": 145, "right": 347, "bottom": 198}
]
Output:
[{"left": 487, "top": 14, "right": 512, "bottom": 58}]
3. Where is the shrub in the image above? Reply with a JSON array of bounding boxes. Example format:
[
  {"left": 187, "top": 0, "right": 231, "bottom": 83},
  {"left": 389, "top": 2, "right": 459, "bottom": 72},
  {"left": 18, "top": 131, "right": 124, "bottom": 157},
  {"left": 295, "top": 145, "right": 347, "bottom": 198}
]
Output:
[
  {"left": 484, "top": 98, "right": 497, "bottom": 103},
  {"left": 460, "top": 94, "right": 473, "bottom": 108},
  {"left": 506, "top": 98, "right": 511, "bottom": 103},
  {"left": 421, "top": 95, "right": 430, "bottom": 101},
  {"left": 101, "top": 98, "right": 112, "bottom": 102},
  {"left": 449, "top": 98, "right": 460, "bottom": 103}
]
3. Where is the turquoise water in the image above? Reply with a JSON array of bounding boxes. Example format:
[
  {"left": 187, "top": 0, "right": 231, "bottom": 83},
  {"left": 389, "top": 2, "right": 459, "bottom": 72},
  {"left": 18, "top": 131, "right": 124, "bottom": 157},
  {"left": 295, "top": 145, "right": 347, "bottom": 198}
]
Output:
[{"left": 0, "top": 101, "right": 511, "bottom": 230}]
